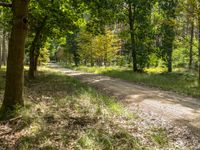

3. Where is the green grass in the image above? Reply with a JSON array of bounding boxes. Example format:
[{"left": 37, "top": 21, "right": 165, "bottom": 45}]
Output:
[
  {"left": 149, "top": 128, "right": 169, "bottom": 147},
  {"left": 0, "top": 66, "right": 172, "bottom": 149},
  {"left": 70, "top": 65, "right": 200, "bottom": 98}
]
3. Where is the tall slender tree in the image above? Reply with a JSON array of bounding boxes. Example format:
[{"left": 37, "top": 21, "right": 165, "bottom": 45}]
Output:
[
  {"left": 159, "top": 0, "right": 178, "bottom": 72},
  {"left": 128, "top": 0, "right": 137, "bottom": 71},
  {"left": 189, "top": 21, "right": 194, "bottom": 69},
  {"left": 187, "top": 0, "right": 195, "bottom": 69},
  {"left": 198, "top": 0, "right": 200, "bottom": 86}
]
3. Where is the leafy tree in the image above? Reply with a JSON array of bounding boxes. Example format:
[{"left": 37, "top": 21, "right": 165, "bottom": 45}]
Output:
[
  {"left": 158, "top": 0, "right": 178, "bottom": 72},
  {"left": 28, "top": 0, "right": 80, "bottom": 78},
  {"left": 76, "top": 28, "right": 120, "bottom": 66},
  {"left": 76, "top": 29, "right": 93, "bottom": 66}
]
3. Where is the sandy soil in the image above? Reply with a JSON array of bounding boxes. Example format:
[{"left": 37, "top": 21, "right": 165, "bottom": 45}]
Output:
[{"left": 49, "top": 64, "right": 200, "bottom": 143}]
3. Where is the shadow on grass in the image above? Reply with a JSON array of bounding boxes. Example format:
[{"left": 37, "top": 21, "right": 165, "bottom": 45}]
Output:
[
  {"left": 54, "top": 66, "right": 200, "bottom": 140},
  {"left": 0, "top": 70, "right": 143, "bottom": 149}
]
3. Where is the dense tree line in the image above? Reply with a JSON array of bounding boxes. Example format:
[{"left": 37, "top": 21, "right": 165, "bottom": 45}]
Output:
[{"left": 60, "top": 0, "right": 200, "bottom": 74}]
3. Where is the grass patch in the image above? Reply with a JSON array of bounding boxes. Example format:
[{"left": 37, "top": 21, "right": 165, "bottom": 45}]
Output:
[
  {"left": 0, "top": 66, "right": 172, "bottom": 149},
  {"left": 149, "top": 128, "right": 169, "bottom": 147},
  {"left": 71, "top": 65, "right": 200, "bottom": 98}
]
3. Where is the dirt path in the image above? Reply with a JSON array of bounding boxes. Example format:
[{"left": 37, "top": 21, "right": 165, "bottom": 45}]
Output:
[{"left": 49, "top": 63, "right": 200, "bottom": 138}]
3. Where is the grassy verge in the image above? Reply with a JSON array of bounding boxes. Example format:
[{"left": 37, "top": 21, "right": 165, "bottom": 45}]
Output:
[
  {"left": 0, "top": 66, "right": 173, "bottom": 149},
  {"left": 68, "top": 65, "right": 200, "bottom": 98}
]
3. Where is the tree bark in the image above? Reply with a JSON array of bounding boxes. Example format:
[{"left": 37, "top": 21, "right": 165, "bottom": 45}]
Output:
[
  {"left": 1, "top": 0, "right": 29, "bottom": 114},
  {"left": 28, "top": 16, "right": 47, "bottom": 79},
  {"left": 28, "top": 34, "right": 39, "bottom": 79},
  {"left": 168, "top": 47, "right": 173, "bottom": 72},
  {"left": 90, "top": 45, "right": 94, "bottom": 66},
  {"left": 198, "top": 7, "right": 200, "bottom": 87},
  {"left": 2, "top": 30, "right": 6, "bottom": 65},
  {"left": 0, "top": 31, "right": 2, "bottom": 69},
  {"left": 34, "top": 53, "right": 39, "bottom": 72},
  {"left": 128, "top": 1, "right": 137, "bottom": 72},
  {"left": 189, "top": 21, "right": 194, "bottom": 69}
]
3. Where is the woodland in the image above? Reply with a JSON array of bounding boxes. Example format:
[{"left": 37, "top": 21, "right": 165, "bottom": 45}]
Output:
[{"left": 0, "top": 0, "right": 200, "bottom": 149}]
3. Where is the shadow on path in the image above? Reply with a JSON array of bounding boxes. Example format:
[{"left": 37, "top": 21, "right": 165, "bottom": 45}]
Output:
[{"left": 49, "top": 63, "right": 200, "bottom": 137}]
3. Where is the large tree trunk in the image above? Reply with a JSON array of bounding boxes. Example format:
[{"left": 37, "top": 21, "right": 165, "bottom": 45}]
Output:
[
  {"left": 189, "top": 21, "right": 194, "bottom": 69},
  {"left": 128, "top": 2, "right": 137, "bottom": 72},
  {"left": 1, "top": 0, "right": 29, "bottom": 114}
]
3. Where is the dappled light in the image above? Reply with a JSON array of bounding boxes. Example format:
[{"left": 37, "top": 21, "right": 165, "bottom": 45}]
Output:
[{"left": 1, "top": 0, "right": 200, "bottom": 149}]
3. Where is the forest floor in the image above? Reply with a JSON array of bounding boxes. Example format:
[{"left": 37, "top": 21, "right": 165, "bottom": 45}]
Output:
[
  {"left": 0, "top": 65, "right": 200, "bottom": 149},
  {"left": 51, "top": 63, "right": 200, "bottom": 149}
]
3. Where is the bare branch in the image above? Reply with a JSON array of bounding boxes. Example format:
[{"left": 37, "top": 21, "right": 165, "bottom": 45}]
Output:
[{"left": 0, "top": 2, "right": 12, "bottom": 8}]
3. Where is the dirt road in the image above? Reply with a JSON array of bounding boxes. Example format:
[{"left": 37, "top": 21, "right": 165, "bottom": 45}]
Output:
[{"left": 49, "top": 63, "right": 200, "bottom": 138}]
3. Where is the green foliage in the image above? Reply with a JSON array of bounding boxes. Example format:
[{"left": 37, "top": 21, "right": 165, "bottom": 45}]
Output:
[
  {"left": 66, "top": 32, "right": 80, "bottom": 66},
  {"left": 0, "top": 6, "right": 12, "bottom": 31},
  {"left": 76, "top": 28, "right": 120, "bottom": 66},
  {"left": 133, "top": 0, "right": 156, "bottom": 70},
  {"left": 38, "top": 43, "right": 50, "bottom": 64},
  {"left": 158, "top": 0, "right": 178, "bottom": 71}
]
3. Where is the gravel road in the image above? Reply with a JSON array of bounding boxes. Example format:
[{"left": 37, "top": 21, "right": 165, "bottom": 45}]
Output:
[{"left": 49, "top": 63, "right": 200, "bottom": 149}]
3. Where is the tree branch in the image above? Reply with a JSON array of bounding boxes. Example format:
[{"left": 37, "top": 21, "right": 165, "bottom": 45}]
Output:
[{"left": 0, "top": 2, "right": 12, "bottom": 8}]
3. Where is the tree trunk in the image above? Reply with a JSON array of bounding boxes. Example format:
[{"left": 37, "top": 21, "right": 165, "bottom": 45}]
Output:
[
  {"left": 29, "top": 36, "right": 42, "bottom": 79},
  {"left": 189, "top": 21, "right": 194, "bottom": 69},
  {"left": 104, "top": 48, "right": 107, "bottom": 67},
  {"left": 90, "top": 47, "right": 94, "bottom": 66},
  {"left": 5, "top": 32, "right": 9, "bottom": 64},
  {"left": 28, "top": 40, "right": 37, "bottom": 79},
  {"left": 1, "top": 0, "right": 29, "bottom": 114},
  {"left": 0, "top": 30, "right": 2, "bottom": 69},
  {"left": 28, "top": 16, "right": 47, "bottom": 79},
  {"left": 2, "top": 30, "right": 6, "bottom": 65},
  {"left": 198, "top": 5, "right": 200, "bottom": 87},
  {"left": 128, "top": 2, "right": 137, "bottom": 72},
  {"left": 168, "top": 48, "right": 172, "bottom": 72},
  {"left": 34, "top": 53, "right": 39, "bottom": 72}
]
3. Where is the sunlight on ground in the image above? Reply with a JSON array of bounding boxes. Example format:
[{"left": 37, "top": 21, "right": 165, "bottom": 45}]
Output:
[{"left": 0, "top": 66, "right": 197, "bottom": 149}]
